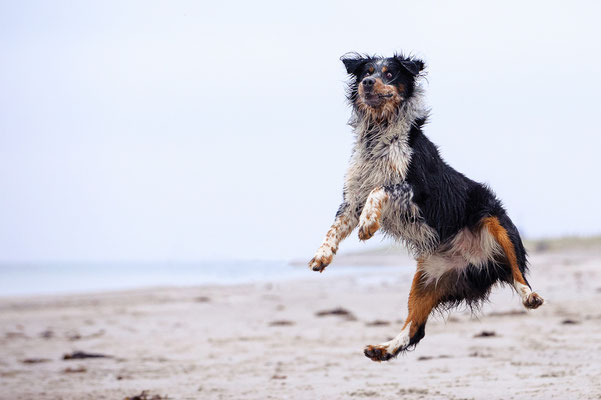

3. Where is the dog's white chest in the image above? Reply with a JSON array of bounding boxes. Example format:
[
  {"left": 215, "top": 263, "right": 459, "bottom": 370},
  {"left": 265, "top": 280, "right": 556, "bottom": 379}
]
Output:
[
  {"left": 344, "top": 132, "right": 438, "bottom": 256},
  {"left": 344, "top": 137, "right": 412, "bottom": 206}
]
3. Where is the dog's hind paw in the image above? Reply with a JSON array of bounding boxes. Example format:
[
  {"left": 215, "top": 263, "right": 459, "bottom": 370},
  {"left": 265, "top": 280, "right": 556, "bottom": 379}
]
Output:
[
  {"left": 523, "top": 292, "right": 544, "bottom": 309},
  {"left": 364, "top": 324, "right": 412, "bottom": 362},
  {"left": 364, "top": 344, "right": 396, "bottom": 362}
]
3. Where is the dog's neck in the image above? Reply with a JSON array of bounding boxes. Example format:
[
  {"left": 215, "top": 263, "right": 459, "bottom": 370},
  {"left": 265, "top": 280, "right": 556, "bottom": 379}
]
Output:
[{"left": 350, "top": 86, "right": 428, "bottom": 147}]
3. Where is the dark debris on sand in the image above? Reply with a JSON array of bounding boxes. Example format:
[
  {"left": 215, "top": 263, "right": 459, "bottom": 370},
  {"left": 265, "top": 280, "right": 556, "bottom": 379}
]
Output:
[
  {"left": 315, "top": 307, "right": 357, "bottom": 321},
  {"left": 63, "top": 366, "right": 87, "bottom": 373},
  {"left": 487, "top": 310, "right": 526, "bottom": 317},
  {"left": 268, "top": 320, "right": 295, "bottom": 326},
  {"left": 21, "top": 358, "right": 51, "bottom": 364},
  {"left": 473, "top": 330, "right": 497, "bottom": 338},
  {"left": 469, "top": 351, "right": 492, "bottom": 358},
  {"left": 63, "top": 351, "right": 112, "bottom": 360},
  {"left": 40, "top": 329, "right": 54, "bottom": 339},
  {"left": 365, "top": 320, "right": 390, "bottom": 326},
  {"left": 66, "top": 329, "right": 106, "bottom": 341},
  {"left": 124, "top": 390, "right": 169, "bottom": 400},
  {"left": 417, "top": 355, "right": 451, "bottom": 361}
]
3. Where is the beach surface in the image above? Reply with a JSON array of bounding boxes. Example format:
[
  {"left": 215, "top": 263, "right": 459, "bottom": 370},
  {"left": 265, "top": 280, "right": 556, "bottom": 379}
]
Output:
[{"left": 1, "top": 242, "right": 601, "bottom": 399}]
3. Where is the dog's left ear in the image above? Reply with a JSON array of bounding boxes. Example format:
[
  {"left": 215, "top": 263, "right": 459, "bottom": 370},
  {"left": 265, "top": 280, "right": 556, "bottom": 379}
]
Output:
[{"left": 395, "top": 56, "right": 425, "bottom": 76}]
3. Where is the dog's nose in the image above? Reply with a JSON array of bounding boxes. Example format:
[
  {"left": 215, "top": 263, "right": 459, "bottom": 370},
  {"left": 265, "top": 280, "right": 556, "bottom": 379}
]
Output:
[{"left": 362, "top": 77, "right": 376, "bottom": 89}]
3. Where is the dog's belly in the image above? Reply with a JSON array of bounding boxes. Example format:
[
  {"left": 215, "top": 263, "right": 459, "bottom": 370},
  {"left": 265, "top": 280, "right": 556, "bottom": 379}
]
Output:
[{"left": 419, "top": 226, "right": 503, "bottom": 284}]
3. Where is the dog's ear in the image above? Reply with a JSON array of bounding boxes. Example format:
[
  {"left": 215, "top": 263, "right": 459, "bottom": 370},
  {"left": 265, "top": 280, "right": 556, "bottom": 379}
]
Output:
[
  {"left": 395, "top": 55, "right": 425, "bottom": 76},
  {"left": 340, "top": 53, "right": 368, "bottom": 75}
]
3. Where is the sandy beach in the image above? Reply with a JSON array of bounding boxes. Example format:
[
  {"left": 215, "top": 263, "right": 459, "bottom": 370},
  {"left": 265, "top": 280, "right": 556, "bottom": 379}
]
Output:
[{"left": 2, "top": 242, "right": 601, "bottom": 400}]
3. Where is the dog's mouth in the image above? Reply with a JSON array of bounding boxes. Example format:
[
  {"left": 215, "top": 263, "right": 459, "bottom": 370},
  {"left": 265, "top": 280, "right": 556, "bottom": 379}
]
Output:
[{"left": 363, "top": 92, "right": 394, "bottom": 106}]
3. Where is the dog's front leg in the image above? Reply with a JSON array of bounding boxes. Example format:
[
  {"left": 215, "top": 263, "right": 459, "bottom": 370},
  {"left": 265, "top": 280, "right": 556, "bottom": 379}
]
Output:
[
  {"left": 357, "top": 184, "right": 413, "bottom": 241},
  {"left": 309, "top": 203, "right": 359, "bottom": 272},
  {"left": 357, "top": 187, "right": 391, "bottom": 240}
]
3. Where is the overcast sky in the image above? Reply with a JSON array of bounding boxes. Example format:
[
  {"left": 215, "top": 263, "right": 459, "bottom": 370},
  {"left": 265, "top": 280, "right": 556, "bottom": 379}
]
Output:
[{"left": 1, "top": 1, "right": 600, "bottom": 263}]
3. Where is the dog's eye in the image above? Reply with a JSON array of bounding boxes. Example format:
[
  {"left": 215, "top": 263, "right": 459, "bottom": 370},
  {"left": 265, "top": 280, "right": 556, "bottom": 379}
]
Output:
[
  {"left": 385, "top": 72, "right": 393, "bottom": 80},
  {"left": 364, "top": 71, "right": 371, "bottom": 76}
]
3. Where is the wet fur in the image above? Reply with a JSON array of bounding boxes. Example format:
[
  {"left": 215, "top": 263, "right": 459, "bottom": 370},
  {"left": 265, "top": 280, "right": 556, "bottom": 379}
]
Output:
[{"left": 309, "top": 52, "right": 542, "bottom": 361}]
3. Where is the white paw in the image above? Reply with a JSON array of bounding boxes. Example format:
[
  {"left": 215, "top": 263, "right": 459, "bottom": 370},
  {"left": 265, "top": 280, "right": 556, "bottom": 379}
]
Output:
[
  {"left": 358, "top": 215, "right": 380, "bottom": 241},
  {"left": 514, "top": 282, "right": 544, "bottom": 309},
  {"left": 358, "top": 205, "right": 381, "bottom": 241},
  {"left": 309, "top": 246, "right": 334, "bottom": 272},
  {"left": 364, "top": 324, "right": 411, "bottom": 362},
  {"left": 364, "top": 343, "right": 395, "bottom": 361},
  {"left": 523, "top": 292, "right": 544, "bottom": 309}
]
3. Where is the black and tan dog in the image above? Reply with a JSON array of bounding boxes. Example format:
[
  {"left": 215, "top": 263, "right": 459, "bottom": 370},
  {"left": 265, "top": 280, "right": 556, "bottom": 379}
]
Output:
[{"left": 309, "top": 52, "right": 544, "bottom": 362}]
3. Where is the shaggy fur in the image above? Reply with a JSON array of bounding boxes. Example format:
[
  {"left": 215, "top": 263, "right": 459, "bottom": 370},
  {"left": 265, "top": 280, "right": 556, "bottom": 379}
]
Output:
[{"left": 308, "top": 52, "right": 544, "bottom": 362}]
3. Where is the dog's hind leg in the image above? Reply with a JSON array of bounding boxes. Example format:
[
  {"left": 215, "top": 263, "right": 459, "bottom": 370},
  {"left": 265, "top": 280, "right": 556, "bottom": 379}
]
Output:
[
  {"left": 364, "top": 264, "right": 439, "bottom": 362},
  {"left": 482, "top": 216, "right": 544, "bottom": 309},
  {"left": 309, "top": 202, "right": 359, "bottom": 272}
]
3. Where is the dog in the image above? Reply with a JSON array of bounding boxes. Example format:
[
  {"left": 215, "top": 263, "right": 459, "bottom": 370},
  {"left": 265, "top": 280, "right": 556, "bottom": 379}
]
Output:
[{"left": 308, "top": 52, "right": 544, "bottom": 362}]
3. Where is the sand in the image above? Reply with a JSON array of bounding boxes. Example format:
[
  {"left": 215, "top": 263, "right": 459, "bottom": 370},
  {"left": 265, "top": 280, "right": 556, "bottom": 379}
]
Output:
[{"left": 1, "top": 245, "right": 601, "bottom": 400}]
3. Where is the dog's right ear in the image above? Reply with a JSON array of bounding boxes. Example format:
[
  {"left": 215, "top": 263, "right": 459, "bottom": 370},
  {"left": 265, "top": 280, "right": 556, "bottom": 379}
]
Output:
[{"left": 340, "top": 53, "right": 367, "bottom": 75}]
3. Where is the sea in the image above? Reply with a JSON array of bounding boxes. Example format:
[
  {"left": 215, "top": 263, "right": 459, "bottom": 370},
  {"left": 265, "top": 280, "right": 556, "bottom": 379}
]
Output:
[{"left": 0, "top": 260, "right": 410, "bottom": 297}]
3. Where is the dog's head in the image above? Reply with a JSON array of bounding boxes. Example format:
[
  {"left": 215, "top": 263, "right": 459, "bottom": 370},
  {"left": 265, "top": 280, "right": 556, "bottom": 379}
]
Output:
[{"left": 341, "top": 53, "right": 425, "bottom": 121}]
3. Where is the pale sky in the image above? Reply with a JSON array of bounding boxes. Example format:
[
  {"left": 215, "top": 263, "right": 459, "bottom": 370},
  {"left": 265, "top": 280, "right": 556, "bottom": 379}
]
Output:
[{"left": 1, "top": 0, "right": 600, "bottom": 263}]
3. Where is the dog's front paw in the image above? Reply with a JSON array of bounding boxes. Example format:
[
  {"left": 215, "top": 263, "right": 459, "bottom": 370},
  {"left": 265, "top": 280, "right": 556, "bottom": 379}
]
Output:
[
  {"left": 523, "top": 292, "right": 544, "bottom": 309},
  {"left": 309, "top": 247, "right": 334, "bottom": 273},
  {"left": 357, "top": 190, "right": 385, "bottom": 241},
  {"left": 358, "top": 218, "right": 380, "bottom": 241},
  {"left": 358, "top": 205, "right": 381, "bottom": 240}
]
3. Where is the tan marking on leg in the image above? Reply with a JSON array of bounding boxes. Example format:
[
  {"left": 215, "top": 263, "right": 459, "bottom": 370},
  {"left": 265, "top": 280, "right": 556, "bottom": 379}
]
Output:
[
  {"left": 482, "top": 217, "right": 544, "bottom": 309},
  {"left": 482, "top": 217, "right": 526, "bottom": 285},
  {"left": 364, "top": 260, "right": 441, "bottom": 362},
  {"left": 403, "top": 262, "right": 440, "bottom": 338}
]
